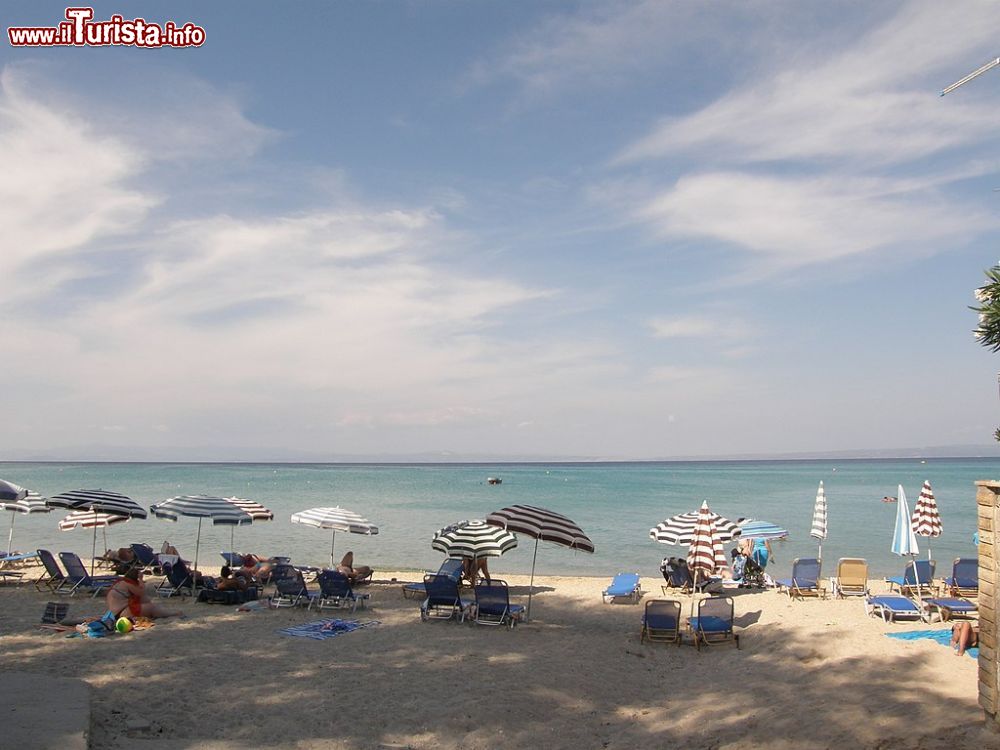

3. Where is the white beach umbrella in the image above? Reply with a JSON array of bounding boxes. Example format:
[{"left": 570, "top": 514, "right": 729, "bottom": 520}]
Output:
[
  {"left": 891, "top": 484, "right": 922, "bottom": 598},
  {"left": 0, "top": 485, "right": 51, "bottom": 556},
  {"left": 910, "top": 480, "right": 942, "bottom": 562},
  {"left": 810, "top": 481, "right": 828, "bottom": 562},
  {"left": 290, "top": 506, "right": 379, "bottom": 568},
  {"left": 47, "top": 489, "right": 148, "bottom": 573},
  {"left": 150, "top": 495, "right": 252, "bottom": 579},
  {"left": 486, "top": 504, "right": 594, "bottom": 619}
]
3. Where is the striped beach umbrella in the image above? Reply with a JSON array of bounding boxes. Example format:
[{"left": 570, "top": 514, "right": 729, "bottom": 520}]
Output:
[
  {"left": 224, "top": 496, "right": 274, "bottom": 553},
  {"left": 150, "top": 495, "right": 252, "bottom": 578},
  {"left": 810, "top": 481, "right": 828, "bottom": 562},
  {"left": 687, "top": 502, "right": 729, "bottom": 580},
  {"left": 911, "top": 480, "right": 942, "bottom": 561},
  {"left": 432, "top": 519, "right": 518, "bottom": 561},
  {"left": 59, "top": 510, "right": 131, "bottom": 563},
  {"left": 486, "top": 504, "right": 594, "bottom": 619},
  {"left": 737, "top": 519, "right": 789, "bottom": 540},
  {"left": 0, "top": 486, "right": 51, "bottom": 555},
  {"left": 47, "top": 489, "right": 148, "bottom": 572},
  {"left": 650, "top": 502, "right": 742, "bottom": 545},
  {"left": 290, "top": 506, "right": 379, "bottom": 568}
]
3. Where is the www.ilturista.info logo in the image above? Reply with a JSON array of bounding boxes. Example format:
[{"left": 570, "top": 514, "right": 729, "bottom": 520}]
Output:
[{"left": 8, "top": 7, "right": 205, "bottom": 48}]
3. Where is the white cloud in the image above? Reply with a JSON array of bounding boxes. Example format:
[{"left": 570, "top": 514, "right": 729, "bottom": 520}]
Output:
[{"left": 649, "top": 315, "right": 747, "bottom": 339}]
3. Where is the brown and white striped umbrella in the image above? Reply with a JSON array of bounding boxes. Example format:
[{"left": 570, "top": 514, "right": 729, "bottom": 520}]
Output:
[
  {"left": 486, "top": 504, "right": 594, "bottom": 619},
  {"left": 224, "top": 496, "right": 274, "bottom": 552},
  {"left": 686, "top": 501, "right": 729, "bottom": 579},
  {"left": 910, "top": 480, "right": 942, "bottom": 560},
  {"left": 59, "top": 510, "right": 131, "bottom": 564}
]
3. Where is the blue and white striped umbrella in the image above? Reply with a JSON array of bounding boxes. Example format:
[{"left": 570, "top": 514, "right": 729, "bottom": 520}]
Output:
[
  {"left": 150, "top": 495, "right": 253, "bottom": 577},
  {"left": 737, "top": 519, "right": 789, "bottom": 540},
  {"left": 1, "top": 486, "right": 50, "bottom": 555}
]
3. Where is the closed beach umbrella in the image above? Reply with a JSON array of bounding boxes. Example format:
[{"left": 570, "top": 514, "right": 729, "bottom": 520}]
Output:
[
  {"left": 47, "top": 489, "right": 148, "bottom": 572},
  {"left": 0, "top": 485, "right": 51, "bottom": 555},
  {"left": 290, "top": 506, "right": 379, "bottom": 568},
  {"left": 810, "top": 481, "right": 828, "bottom": 562},
  {"left": 486, "top": 504, "right": 594, "bottom": 619},
  {"left": 737, "top": 519, "right": 789, "bottom": 540},
  {"left": 150, "top": 495, "right": 252, "bottom": 579},
  {"left": 687, "top": 503, "right": 729, "bottom": 582},
  {"left": 891, "top": 484, "right": 922, "bottom": 598},
  {"left": 59, "top": 510, "right": 131, "bottom": 563},
  {"left": 224, "top": 496, "right": 274, "bottom": 553},
  {"left": 432, "top": 519, "right": 518, "bottom": 563},
  {"left": 911, "top": 480, "right": 942, "bottom": 561},
  {"left": 650, "top": 501, "right": 742, "bottom": 545}
]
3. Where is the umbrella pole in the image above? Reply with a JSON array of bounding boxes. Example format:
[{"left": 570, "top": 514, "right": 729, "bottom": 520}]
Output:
[
  {"left": 231, "top": 526, "right": 235, "bottom": 555},
  {"left": 817, "top": 542, "right": 822, "bottom": 565},
  {"left": 194, "top": 517, "right": 203, "bottom": 592},
  {"left": 91, "top": 523, "right": 98, "bottom": 575},
  {"left": 526, "top": 537, "right": 539, "bottom": 621},
  {"left": 330, "top": 530, "right": 337, "bottom": 569},
  {"left": 7, "top": 513, "right": 15, "bottom": 556}
]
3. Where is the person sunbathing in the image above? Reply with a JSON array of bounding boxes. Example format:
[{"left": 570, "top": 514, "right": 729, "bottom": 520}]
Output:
[
  {"left": 216, "top": 565, "right": 249, "bottom": 592},
  {"left": 952, "top": 621, "right": 979, "bottom": 655},
  {"left": 337, "top": 551, "right": 373, "bottom": 583},
  {"left": 106, "top": 567, "right": 184, "bottom": 619}
]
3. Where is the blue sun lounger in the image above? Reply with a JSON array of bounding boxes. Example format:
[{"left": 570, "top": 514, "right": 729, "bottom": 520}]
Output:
[
  {"left": 943, "top": 558, "right": 978, "bottom": 598},
  {"left": 641, "top": 599, "right": 682, "bottom": 645},
  {"left": 923, "top": 597, "right": 977, "bottom": 621},
  {"left": 420, "top": 573, "right": 473, "bottom": 622},
  {"left": 314, "top": 570, "right": 369, "bottom": 613},
  {"left": 865, "top": 595, "right": 923, "bottom": 623},
  {"left": 885, "top": 559, "right": 935, "bottom": 597},
  {"left": 775, "top": 558, "right": 824, "bottom": 599},
  {"left": 58, "top": 552, "right": 118, "bottom": 597},
  {"left": 403, "top": 558, "right": 464, "bottom": 599},
  {"left": 688, "top": 596, "right": 739, "bottom": 650},
  {"left": 602, "top": 572, "right": 641, "bottom": 604},
  {"left": 473, "top": 579, "right": 524, "bottom": 628}
]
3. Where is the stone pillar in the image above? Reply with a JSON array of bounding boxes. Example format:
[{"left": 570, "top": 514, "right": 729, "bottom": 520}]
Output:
[{"left": 976, "top": 480, "right": 999, "bottom": 732}]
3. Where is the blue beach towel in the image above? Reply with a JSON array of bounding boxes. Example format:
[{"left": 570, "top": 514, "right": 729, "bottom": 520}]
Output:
[
  {"left": 886, "top": 629, "right": 978, "bottom": 659},
  {"left": 278, "top": 618, "right": 380, "bottom": 641}
]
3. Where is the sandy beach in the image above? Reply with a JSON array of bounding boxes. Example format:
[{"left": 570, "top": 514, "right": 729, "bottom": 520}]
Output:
[{"left": 0, "top": 561, "right": 991, "bottom": 750}]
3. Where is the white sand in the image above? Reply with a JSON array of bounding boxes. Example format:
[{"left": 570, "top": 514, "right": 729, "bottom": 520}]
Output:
[{"left": 0, "top": 563, "right": 992, "bottom": 749}]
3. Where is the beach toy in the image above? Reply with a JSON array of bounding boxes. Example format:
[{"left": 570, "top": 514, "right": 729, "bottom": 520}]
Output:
[{"left": 115, "top": 617, "right": 133, "bottom": 634}]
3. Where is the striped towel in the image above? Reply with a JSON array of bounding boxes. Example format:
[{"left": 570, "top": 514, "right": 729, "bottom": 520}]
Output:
[{"left": 278, "top": 618, "right": 380, "bottom": 640}]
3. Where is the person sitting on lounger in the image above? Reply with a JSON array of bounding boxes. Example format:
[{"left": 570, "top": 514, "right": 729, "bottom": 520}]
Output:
[
  {"left": 336, "top": 551, "right": 373, "bottom": 584},
  {"left": 106, "top": 567, "right": 184, "bottom": 619},
  {"left": 216, "top": 565, "right": 249, "bottom": 592},
  {"left": 952, "top": 621, "right": 979, "bottom": 656}
]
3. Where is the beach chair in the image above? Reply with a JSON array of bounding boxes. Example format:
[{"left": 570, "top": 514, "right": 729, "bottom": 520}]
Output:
[
  {"left": 34, "top": 549, "right": 69, "bottom": 593},
  {"left": 130, "top": 543, "right": 162, "bottom": 576},
  {"left": 833, "top": 558, "right": 869, "bottom": 598},
  {"left": 269, "top": 564, "right": 320, "bottom": 608},
  {"left": 885, "top": 559, "right": 936, "bottom": 597},
  {"left": 661, "top": 563, "right": 695, "bottom": 595},
  {"left": 473, "top": 579, "right": 524, "bottom": 629},
  {"left": 402, "top": 558, "right": 465, "bottom": 599},
  {"left": 220, "top": 551, "right": 245, "bottom": 567},
  {"left": 688, "top": 596, "right": 739, "bottom": 650},
  {"left": 420, "top": 573, "right": 473, "bottom": 623},
  {"left": 602, "top": 572, "right": 641, "bottom": 604},
  {"left": 923, "top": 597, "right": 978, "bottom": 621},
  {"left": 58, "top": 552, "right": 118, "bottom": 597},
  {"left": 943, "top": 558, "right": 978, "bottom": 598},
  {"left": 865, "top": 595, "right": 924, "bottom": 623},
  {"left": 156, "top": 559, "right": 197, "bottom": 598},
  {"left": 313, "top": 570, "right": 369, "bottom": 613},
  {"left": 775, "top": 558, "right": 824, "bottom": 600},
  {"left": 0, "top": 551, "right": 36, "bottom": 584},
  {"left": 640, "top": 599, "right": 682, "bottom": 645}
]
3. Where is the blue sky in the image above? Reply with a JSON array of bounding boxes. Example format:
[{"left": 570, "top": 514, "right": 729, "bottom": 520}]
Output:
[{"left": 3, "top": 0, "right": 1000, "bottom": 460}]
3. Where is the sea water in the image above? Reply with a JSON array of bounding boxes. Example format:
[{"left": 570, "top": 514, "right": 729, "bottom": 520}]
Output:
[{"left": 1, "top": 458, "right": 994, "bottom": 579}]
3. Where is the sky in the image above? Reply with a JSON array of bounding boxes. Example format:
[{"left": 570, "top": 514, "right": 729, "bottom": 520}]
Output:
[{"left": 2, "top": 0, "right": 1000, "bottom": 461}]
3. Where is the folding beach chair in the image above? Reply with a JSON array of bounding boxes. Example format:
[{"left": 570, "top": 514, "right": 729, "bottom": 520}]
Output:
[
  {"left": 688, "top": 596, "right": 739, "bottom": 650},
  {"left": 602, "top": 572, "right": 641, "bottom": 604},
  {"left": 269, "top": 564, "right": 320, "bottom": 608},
  {"left": 130, "top": 543, "right": 162, "bottom": 576},
  {"left": 420, "top": 573, "right": 473, "bottom": 622},
  {"left": 402, "top": 558, "right": 464, "bottom": 599},
  {"left": 640, "top": 599, "right": 682, "bottom": 645},
  {"left": 833, "top": 558, "right": 869, "bottom": 598},
  {"left": 220, "top": 551, "right": 245, "bottom": 567},
  {"left": 0, "top": 551, "right": 36, "bottom": 584},
  {"left": 944, "top": 558, "right": 978, "bottom": 598},
  {"left": 314, "top": 570, "right": 369, "bottom": 613},
  {"left": 156, "top": 559, "right": 197, "bottom": 598},
  {"left": 923, "top": 597, "right": 978, "bottom": 621},
  {"left": 865, "top": 595, "right": 923, "bottom": 623},
  {"left": 58, "top": 552, "right": 117, "bottom": 597},
  {"left": 473, "top": 579, "right": 524, "bottom": 629},
  {"left": 775, "top": 558, "right": 824, "bottom": 600},
  {"left": 886, "top": 559, "right": 936, "bottom": 597},
  {"left": 34, "top": 549, "right": 68, "bottom": 593}
]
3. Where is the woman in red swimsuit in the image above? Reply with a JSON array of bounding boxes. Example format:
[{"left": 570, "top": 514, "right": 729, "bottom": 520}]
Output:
[{"left": 106, "top": 567, "right": 184, "bottom": 619}]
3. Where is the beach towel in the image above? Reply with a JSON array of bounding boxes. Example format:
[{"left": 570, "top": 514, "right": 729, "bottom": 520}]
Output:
[
  {"left": 278, "top": 618, "right": 380, "bottom": 640},
  {"left": 886, "top": 629, "right": 979, "bottom": 659}
]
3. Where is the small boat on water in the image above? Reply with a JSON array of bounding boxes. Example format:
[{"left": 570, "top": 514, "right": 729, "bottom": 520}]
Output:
[
  {"left": 487, "top": 477, "right": 502, "bottom": 485},
  {"left": 882, "top": 496, "right": 897, "bottom": 503}
]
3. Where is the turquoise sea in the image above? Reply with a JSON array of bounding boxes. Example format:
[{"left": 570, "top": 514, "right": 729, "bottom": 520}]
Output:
[{"left": 1, "top": 459, "right": 993, "bottom": 579}]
